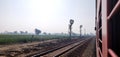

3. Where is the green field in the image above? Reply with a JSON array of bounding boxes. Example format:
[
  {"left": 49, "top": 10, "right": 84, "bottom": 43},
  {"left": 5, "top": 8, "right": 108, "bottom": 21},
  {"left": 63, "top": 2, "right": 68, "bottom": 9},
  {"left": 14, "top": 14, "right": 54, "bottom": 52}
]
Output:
[{"left": 0, "top": 34, "right": 69, "bottom": 45}]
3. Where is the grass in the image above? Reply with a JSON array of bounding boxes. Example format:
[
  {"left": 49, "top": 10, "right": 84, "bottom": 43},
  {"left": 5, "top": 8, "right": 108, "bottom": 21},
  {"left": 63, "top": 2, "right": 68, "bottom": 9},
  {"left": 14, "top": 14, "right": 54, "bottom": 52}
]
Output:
[{"left": 0, "top": 34, "right": 69, "bottom": 45}]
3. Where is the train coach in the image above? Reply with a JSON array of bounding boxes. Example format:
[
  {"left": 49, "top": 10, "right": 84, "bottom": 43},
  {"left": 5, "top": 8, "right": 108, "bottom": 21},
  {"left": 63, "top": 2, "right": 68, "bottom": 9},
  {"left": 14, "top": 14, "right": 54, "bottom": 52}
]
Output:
[{"left": 95, "top": 0, "right": 120, "bottom": 57}]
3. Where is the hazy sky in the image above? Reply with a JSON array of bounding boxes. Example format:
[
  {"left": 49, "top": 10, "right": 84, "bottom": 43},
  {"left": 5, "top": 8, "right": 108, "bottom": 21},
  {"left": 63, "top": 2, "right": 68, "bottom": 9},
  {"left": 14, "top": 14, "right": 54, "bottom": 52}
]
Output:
[{"left": 0, "top": 0, "right": 95, "bottom": 34}]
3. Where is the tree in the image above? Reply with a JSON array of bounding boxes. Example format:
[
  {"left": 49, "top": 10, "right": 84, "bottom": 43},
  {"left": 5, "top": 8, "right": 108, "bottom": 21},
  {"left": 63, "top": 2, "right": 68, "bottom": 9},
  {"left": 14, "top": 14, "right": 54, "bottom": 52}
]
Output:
[
  {"left": 14, "top": 31, "right": 18, "bottom": 34},
  {"left": 25, "top": 31, "right": 28, "bottom": 34},
  {"left": 69, "top": 19, "right": 74, "bottom": 38},
  {"left": 35, "top": 28, "right": 41, "bottom": 35},
  {"left": 43, "top": 32, "right": 47, "bottom": 35},
  {"left": 80, "top": 25, "right": 83, "bottom": 38},
  {"left": 20, "top": 31, "right": 24, "bottom": 34}
]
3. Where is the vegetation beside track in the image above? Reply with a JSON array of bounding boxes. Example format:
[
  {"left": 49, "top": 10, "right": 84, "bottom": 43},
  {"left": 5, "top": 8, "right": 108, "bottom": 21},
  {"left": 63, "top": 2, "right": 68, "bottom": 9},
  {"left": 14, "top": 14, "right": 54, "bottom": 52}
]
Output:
[{"left": 0, "top": 34, "right": 69, "bottom": 45}]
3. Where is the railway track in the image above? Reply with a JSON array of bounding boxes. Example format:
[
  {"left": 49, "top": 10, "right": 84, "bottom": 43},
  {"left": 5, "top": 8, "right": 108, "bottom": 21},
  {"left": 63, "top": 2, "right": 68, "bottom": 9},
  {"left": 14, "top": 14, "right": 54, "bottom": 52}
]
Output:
[{"left": 26, "top": 38, "right": 92, "bottom": 57}]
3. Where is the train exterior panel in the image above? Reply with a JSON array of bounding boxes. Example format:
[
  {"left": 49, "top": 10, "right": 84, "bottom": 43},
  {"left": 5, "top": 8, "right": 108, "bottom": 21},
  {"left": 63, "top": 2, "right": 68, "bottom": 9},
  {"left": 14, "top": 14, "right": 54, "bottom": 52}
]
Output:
[{"left": 95, "top": 0, "right": 120, "bottom": 57}]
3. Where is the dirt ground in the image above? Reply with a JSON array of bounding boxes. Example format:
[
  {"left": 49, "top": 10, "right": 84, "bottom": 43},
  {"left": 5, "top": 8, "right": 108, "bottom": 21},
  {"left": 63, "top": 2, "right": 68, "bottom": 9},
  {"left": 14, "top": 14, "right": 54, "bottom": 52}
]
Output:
[
  {"left": 0, "top": 38, "right": 79, "bottom": 57},
  {"left": 0, "top": 39, "right": 58, "bottom": 57},
  {"left": 81, "top": 38, "right": 96, "bottom": 57},
  {"left": 0, "top": 39, "right": 57, "bottom": 51}
]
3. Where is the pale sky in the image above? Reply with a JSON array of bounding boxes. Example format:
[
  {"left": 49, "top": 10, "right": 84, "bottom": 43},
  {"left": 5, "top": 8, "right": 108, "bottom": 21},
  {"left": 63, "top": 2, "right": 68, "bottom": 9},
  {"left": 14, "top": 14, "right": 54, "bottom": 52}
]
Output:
[{"left": 0, "top": 0, "right": 95, "bottom": 34}]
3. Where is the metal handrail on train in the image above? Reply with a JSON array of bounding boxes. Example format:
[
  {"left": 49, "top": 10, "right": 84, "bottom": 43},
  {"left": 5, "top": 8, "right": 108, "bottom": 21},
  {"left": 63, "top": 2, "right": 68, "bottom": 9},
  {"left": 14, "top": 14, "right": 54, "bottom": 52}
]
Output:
[
  {"left": 108, "top": 49, "right": 118, "bottom": 57},
  {"left": 107, "top": 0, "right": 120, "bottom": 20}
]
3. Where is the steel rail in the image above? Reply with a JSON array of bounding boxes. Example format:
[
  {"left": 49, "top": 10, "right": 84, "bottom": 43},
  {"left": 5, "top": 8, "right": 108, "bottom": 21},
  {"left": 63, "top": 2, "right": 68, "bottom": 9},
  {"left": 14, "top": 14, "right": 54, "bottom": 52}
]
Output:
[
  {"left": 27, "top": 38, "right": 92, "bottom": 57},
  {"left": 25, "top": 39, "right": 84, "bottom": 57}
]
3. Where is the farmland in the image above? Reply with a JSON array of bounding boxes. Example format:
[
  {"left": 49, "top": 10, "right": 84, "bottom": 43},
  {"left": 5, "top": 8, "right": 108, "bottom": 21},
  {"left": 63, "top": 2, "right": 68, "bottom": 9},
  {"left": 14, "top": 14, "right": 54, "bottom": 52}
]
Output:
[{"left": 0, "top": 34, "right": 69, "bottom": 45}]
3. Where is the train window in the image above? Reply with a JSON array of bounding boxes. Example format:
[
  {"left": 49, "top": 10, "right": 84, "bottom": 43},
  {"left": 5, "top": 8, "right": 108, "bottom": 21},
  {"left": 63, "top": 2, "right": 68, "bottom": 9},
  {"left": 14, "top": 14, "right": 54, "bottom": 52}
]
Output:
[
  {"left": 98, "top": 14, "right": 102, "bottom": 28},
  {"left": 99, "top": 29, "right": 102, "bottom": 40},
  {"left": 98, "top": 2, "right": 102, "bottom": 28},
  {"left": 109, "top": 9, "right": 120, "bottom": 56},
  {"left": 99, "top": 39, "right": 102, "bottom": 51},
  {"left": 108, "top": 0, "right": 118, "bottom": 14}
]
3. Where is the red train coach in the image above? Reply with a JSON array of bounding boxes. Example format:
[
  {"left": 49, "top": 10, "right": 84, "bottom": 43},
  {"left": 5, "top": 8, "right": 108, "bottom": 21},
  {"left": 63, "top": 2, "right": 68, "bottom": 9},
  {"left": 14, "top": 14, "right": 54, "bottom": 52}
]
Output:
[{"left": 95, "top": 0, "right": 120, "bottom": 57}]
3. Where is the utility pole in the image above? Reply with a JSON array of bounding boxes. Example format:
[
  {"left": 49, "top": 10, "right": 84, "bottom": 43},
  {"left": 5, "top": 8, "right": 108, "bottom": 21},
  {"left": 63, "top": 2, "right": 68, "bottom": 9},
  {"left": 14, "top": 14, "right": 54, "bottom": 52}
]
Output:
[
  {"left": 69, "top": 19, "right": 74, "bottom": 39},
  {"left": 80, "top": 25, "right": 83, "bottom": 38}
]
